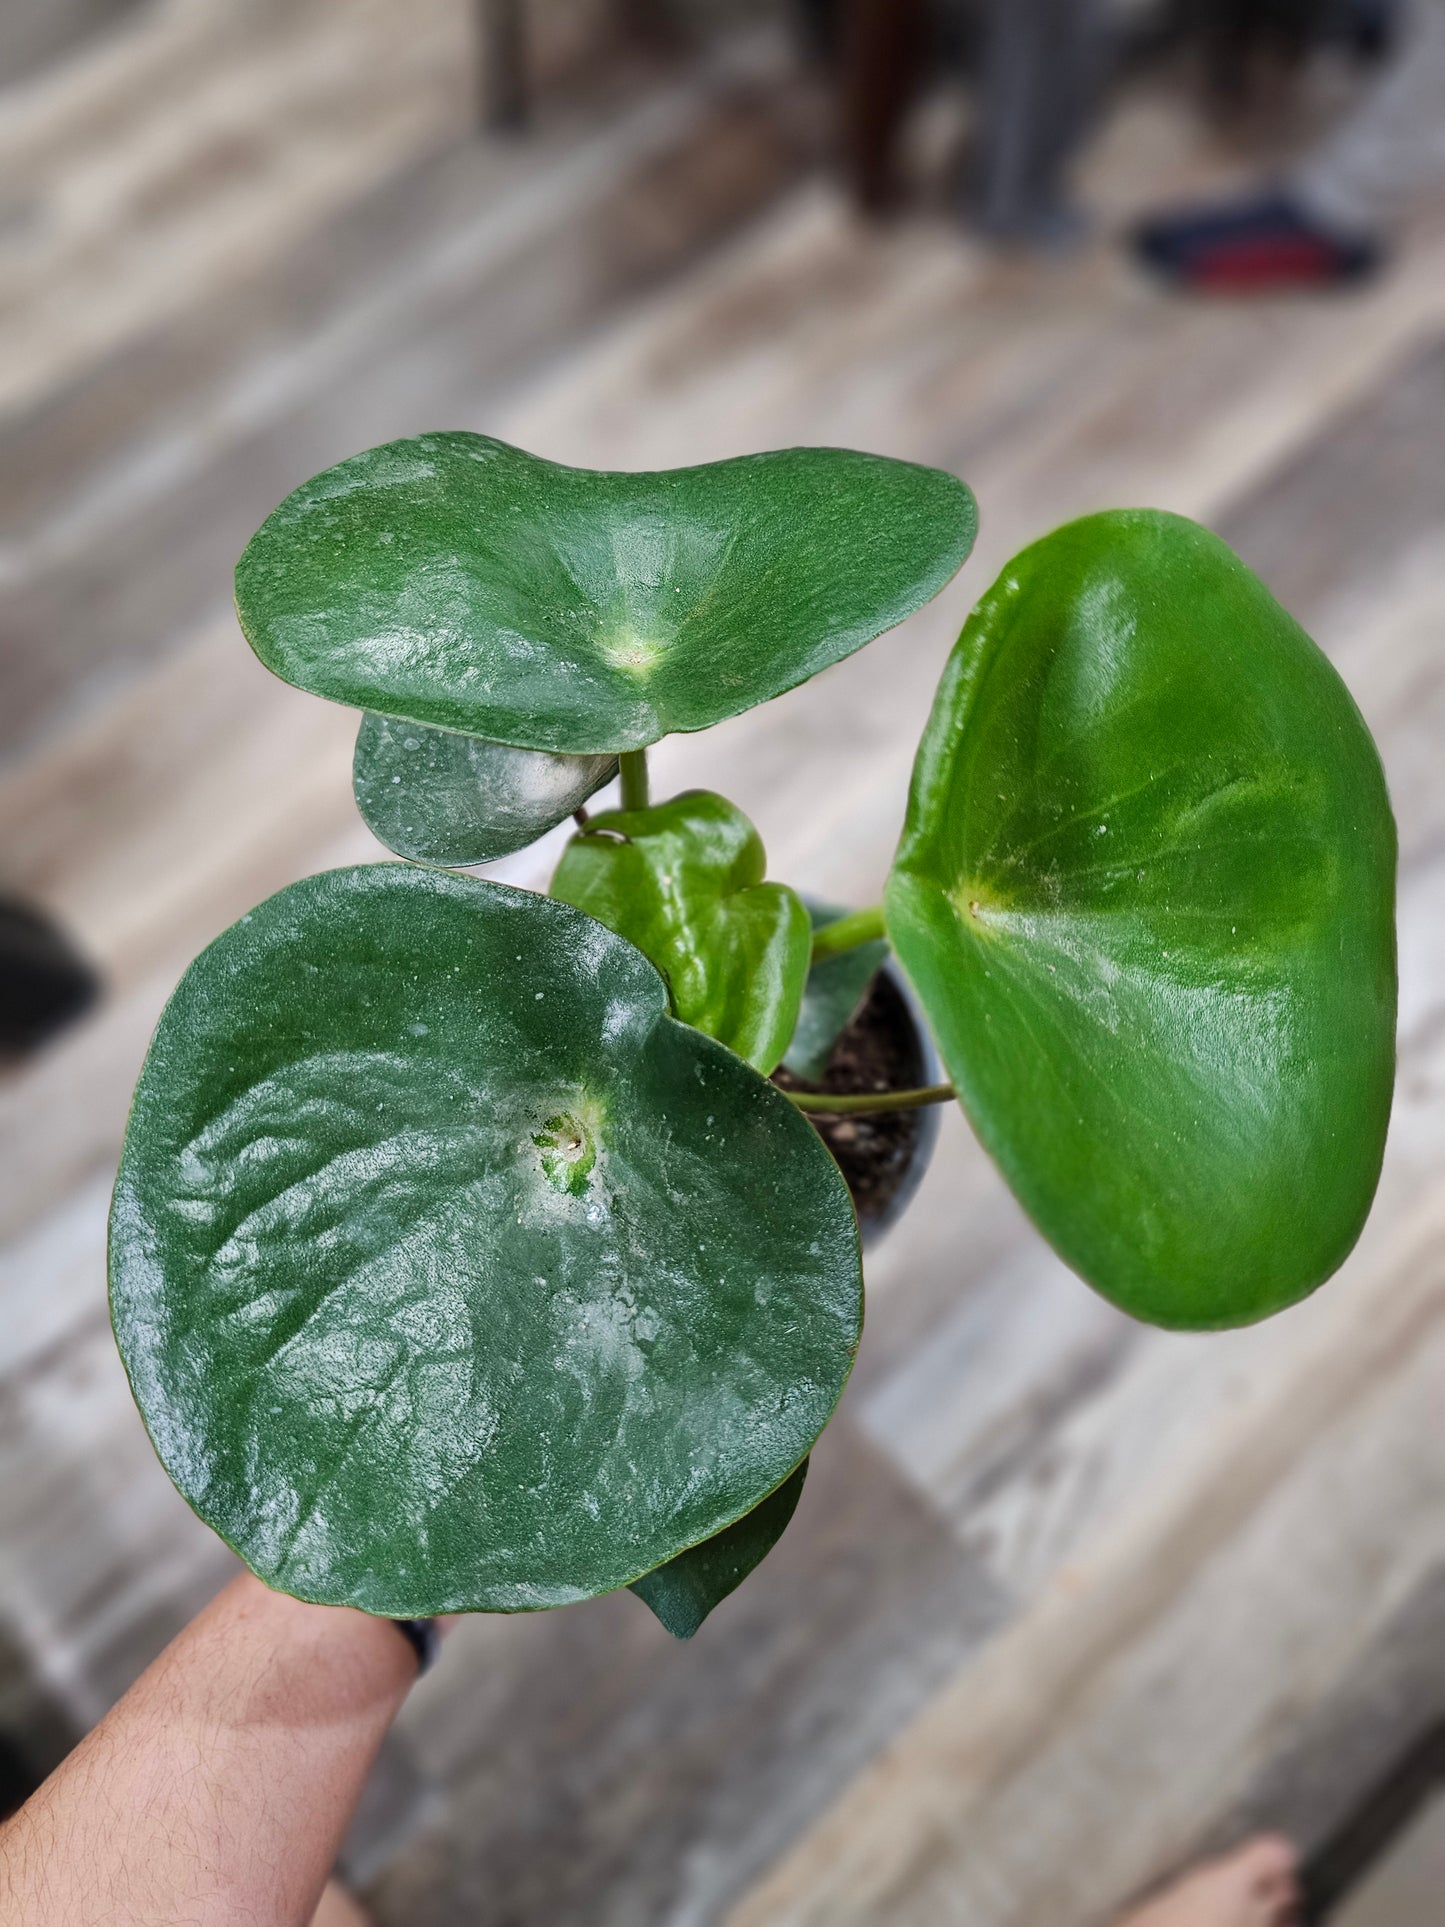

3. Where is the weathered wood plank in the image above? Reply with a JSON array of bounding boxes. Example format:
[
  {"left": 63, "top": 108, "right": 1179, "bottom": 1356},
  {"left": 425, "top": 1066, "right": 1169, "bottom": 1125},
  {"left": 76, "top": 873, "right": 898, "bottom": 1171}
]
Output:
[
  {"left": 1225, "top": 1564, "right": 1445, "bottom": 1915},
  {"left": 730, "top": 1184, "right": 1445, "bottom": 1927},
  {"left": 0, "top": 0, "right": 473, "bottom": 420},
  {"left": 1330, "top": 1781, "right": 1445, "bottom": 1927},
  {"left": 0, "top": 1305, "right": 233, "bottom": 1734},
  {"left": 370, "top": 1418, "right": 1006, "bottom": 1927}
]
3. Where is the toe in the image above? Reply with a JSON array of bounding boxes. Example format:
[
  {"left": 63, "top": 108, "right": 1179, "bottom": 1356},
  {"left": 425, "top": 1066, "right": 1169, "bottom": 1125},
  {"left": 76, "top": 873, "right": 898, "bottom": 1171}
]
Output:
[{"left": 1238, "top": 1834, "right": 1300, "bottom": 1894}]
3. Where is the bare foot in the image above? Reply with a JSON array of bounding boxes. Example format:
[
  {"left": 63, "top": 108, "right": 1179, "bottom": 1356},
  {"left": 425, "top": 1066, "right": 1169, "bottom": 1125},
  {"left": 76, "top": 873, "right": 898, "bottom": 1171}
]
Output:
[
  {"left": 311, "top": 1876, "right": 372, "bottom": 1927},
  {"left": 1118, "top": 1836, "right": 1301, "bottom": 1927}
]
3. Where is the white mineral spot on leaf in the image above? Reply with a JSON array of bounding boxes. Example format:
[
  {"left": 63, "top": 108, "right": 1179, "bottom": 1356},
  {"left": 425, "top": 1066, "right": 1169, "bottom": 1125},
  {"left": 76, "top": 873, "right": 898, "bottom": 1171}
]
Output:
[{"left": 599, "top": 630, "right": 668, "bottom": 676}]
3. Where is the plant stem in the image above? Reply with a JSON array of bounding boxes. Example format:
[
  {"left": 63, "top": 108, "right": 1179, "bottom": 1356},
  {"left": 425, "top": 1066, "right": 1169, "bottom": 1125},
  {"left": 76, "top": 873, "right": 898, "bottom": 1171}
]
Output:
[
  {"left": 810, "top": 902, "right": 886, "bottom": 963},
  {"left": 618, "top": 749, "right": 650, "bottom": 812},
  {"left": 785, "top": 1082, "right": 955, "bottom": 1116}
]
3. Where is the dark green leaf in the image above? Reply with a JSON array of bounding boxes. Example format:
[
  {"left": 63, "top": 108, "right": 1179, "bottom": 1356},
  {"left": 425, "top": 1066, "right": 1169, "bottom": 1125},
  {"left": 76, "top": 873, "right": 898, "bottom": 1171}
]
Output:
[
  {"left": 109, "top": 866, "right": 861, "bottom": 1615},
  {"left": 549, "top": 791, "right": 810, "bottom": 1075},
  {"left": 630, "top": 1459, "right": 808, "bottom": 1639},
  {"left": 783, "top": 898, "right": 890, "bottom": 1083},
  {"left": 353, "top": 712, "right": 615, "bottom": 864},
  {"left": 886, "top": 510, "right": 1395, "bottom": 1330},
  {"left": 235, "top": 433, "right": 977, "bottom": 754}
]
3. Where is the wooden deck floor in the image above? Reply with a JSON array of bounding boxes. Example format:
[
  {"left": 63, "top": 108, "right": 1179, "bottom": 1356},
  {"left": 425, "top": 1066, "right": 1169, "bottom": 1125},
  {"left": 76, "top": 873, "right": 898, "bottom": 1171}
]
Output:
[{"left": 2, "top": 12, "right": 1444, "bottom": 1921}]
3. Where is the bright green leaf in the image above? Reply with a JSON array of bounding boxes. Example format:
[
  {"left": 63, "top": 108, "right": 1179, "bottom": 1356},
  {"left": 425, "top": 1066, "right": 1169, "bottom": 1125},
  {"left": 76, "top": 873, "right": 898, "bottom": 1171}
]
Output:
[
  {"left": 109, "top": 866, "right": 861, "bottom": 1615},
  {"left": 353, "top": 712, "right": 615, "bottom": 864},
  {"left": 886, "top": 510, "right": 1395, "bottom": 1330},
  {"left": 550, "top": 791, "right": 810, "bottom": 1075},
  {"left": 234, "top": 433, "right": 977, "bottom": 754},
  {"left": 630, "top": 1459, "right": 808, "bottom": 1639},
  {"left": 783, "top": 899, "right": 890, "bottom": 1083}
]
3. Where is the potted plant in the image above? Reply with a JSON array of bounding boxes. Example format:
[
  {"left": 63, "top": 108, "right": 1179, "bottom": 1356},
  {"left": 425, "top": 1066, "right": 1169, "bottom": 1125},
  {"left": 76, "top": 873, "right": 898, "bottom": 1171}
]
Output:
[{"left": 108, "top": 433, "right": 1396, "bottom": 1640}]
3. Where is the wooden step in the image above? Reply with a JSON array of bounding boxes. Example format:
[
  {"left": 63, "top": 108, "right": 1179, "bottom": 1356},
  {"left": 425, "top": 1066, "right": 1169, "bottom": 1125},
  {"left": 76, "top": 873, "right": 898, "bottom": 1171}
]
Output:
[{"left": 2, "top": 69, "right": 1444, "bottom": 1921}]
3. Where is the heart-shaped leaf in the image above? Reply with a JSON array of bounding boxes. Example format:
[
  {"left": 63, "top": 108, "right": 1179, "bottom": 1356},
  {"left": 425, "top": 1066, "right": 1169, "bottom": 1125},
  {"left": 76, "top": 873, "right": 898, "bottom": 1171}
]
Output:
[
  {"left": 109, "top": 865, "right": 861, "bottom": 1615},
  {"left": 353, "top": 712, "right": 616, "bottom": 864},
  {"left": 783, "top": 899, "right": 890, "bottom": 1083},
  {"left": 630, "top": 1458, "right": 808, "bottom": 1640},
  {"left": 550, "top": 791, "right": 810, "bottom": 1075},
  {"left": 886, "top": 510, "right": 1396, "bottom": 1330},
  {"left": 234, "top": 433, "right": 977, "bottom": 754}
]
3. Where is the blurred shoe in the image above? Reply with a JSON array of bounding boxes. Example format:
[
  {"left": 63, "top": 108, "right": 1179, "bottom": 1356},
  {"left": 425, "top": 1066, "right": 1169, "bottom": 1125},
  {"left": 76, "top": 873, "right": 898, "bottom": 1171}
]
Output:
[
  {"left": 0, "top": 899, "right": 101, "bottom": 1061},
  {"left": 1132, "top": 192, "right": 1383, "bottom": 293},
  {"left": 1344, "top": 0, "right": 1398, "bottom": 62}
]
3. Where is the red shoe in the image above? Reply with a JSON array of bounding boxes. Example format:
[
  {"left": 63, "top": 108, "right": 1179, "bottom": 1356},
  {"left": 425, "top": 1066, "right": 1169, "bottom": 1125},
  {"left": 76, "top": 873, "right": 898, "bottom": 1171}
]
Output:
[{"left": 1132, "top": 193, "right": 1383, "bottom": 292}]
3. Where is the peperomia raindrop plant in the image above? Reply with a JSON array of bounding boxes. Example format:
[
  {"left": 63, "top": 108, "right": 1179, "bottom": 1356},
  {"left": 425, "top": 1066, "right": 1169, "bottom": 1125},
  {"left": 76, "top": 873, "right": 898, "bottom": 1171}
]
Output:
[{"left": 108, "top": 432, "right": 1396, "bottom": 1636}]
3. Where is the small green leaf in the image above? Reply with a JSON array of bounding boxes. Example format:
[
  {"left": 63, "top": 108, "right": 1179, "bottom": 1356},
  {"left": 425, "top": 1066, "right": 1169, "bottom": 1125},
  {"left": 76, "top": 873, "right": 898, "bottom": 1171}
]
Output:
[
  {"left": 630, "top": 1459, "right": 808, "bottom": 1639},
  {"left": 353, "top": 712, "right": 616, "bottom": 864},
  {"left": 550, "top": 791, "right": 810, "bottom": 1075},
  {"left": 886, "top": 510, "right": 1396, "bottom": 1330},
  {"left": 783, "top": 899, "right": 890, "bottom": 1083},
  {"left": 235, "top": 433, "right": 976, "bottom": 753},
  {"left": 109, "top": 866, "right": 861, "bottom": 1615}
]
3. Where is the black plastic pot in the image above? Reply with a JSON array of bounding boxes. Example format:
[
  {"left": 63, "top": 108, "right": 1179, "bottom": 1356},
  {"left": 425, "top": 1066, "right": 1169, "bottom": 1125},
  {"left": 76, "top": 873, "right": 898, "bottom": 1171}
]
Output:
[
  {"left": 856, "top": 960, "right": 942, "bottom": 1247},
  {"left": 863, "top": 960, "right": 943, "bottom": 1246}
]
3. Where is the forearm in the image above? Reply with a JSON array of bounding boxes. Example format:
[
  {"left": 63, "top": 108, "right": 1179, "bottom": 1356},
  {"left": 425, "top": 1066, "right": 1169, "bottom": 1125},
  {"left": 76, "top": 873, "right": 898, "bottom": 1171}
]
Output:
[{"left": 0, "top": 1571, "right": 416, "bottom": 1927}]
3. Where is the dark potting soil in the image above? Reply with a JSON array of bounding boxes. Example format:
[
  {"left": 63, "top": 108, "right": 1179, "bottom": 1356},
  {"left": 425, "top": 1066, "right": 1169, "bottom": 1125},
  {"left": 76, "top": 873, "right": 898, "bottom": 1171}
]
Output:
[{"left": 772, "top": 968, "right": 929, "bottom": 1230}]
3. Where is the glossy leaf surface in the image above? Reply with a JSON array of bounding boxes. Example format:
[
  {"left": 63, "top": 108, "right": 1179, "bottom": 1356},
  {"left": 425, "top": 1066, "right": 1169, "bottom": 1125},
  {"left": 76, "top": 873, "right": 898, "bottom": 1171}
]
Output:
[
  {"left": 235, "top": 432, "right": 977, "bottom": 753},
  {"left": 353, "top": 712, "right": 616, "bottom": 864},
  {"left": 550, "top": 791, "right": 810, "bottom": 1074},
  {"left": 887, "top": 510, "right": 1396, "bottom": 1329},
  {"left": 783, "top": 899, "right": 890, "bottom": 1083},
  {"left": 110, "top": 866, "right": 861, "bottom": 1614},
  {"left": 630, "top": 1459, "right": 808, "bottom": 1640}
]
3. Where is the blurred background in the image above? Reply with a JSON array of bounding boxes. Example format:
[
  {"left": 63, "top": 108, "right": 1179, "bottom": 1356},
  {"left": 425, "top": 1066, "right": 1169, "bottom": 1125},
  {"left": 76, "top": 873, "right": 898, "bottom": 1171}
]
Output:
[{"left": 2, "top": 2, "right": 1444, "bottom": 1921}]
